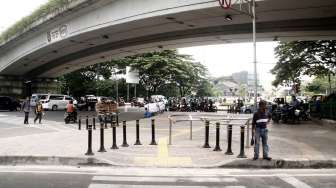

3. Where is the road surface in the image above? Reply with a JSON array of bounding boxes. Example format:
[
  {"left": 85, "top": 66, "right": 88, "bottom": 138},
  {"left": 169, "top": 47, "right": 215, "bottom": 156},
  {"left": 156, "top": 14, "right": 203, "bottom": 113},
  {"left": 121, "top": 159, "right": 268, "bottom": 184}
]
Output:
[{"left": 0, "top": 166, "right": 335, "bottom": 188}]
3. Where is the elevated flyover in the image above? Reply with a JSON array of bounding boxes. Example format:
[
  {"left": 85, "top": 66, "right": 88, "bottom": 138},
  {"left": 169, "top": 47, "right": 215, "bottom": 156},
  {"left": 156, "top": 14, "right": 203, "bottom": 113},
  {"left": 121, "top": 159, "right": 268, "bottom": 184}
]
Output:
[{"left": 0, "top": 0, "right": 336, "bottom": 78}]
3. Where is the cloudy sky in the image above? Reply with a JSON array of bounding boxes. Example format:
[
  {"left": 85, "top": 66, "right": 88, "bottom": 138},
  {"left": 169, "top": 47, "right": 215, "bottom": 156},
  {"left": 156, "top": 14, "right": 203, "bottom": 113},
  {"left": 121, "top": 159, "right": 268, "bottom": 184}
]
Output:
[{"left": 0, "top": 0, "right": 278, "bottom": 90}]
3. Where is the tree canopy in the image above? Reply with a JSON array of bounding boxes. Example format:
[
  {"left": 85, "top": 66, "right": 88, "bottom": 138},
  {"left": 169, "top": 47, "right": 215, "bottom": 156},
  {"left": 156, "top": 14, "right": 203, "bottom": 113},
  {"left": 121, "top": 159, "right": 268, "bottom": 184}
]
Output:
[
  {"left": 59, "top": 50, "right": 213, "bottom": 98},
  {"left": 271, "top": 41, "right": 336, "bottom": 88}
]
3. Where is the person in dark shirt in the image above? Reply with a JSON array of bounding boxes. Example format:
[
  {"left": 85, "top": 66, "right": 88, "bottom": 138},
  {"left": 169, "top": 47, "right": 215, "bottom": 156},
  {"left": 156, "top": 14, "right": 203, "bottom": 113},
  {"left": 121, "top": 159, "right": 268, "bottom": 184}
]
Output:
[
  {"left": 22, "top": 97, "right": 31, "bottom": 124},
  {"left": 252, "top": 100, "right": 272, "bottom": 161}
]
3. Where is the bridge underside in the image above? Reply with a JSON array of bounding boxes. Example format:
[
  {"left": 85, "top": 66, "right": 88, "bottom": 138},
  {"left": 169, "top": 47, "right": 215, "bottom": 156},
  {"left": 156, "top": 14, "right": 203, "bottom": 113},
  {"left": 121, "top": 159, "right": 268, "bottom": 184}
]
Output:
[{"left": 0, "top": 0, "right": 336, "bottom": 78}]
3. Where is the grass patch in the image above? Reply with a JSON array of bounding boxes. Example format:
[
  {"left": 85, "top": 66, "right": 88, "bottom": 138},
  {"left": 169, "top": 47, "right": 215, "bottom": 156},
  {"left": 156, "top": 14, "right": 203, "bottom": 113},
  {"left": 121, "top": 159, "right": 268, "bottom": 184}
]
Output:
[{"left": 0, "top": 0, "right": 81, "bottom": 43}]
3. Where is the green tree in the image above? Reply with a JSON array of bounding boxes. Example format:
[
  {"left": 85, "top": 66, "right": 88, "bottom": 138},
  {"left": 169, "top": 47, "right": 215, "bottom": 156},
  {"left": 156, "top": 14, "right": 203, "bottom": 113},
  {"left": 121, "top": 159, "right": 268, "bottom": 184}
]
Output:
[
  {"left": 305, "top": 75, "right": 336, "bottom": 94},
  {"left": 271, "top": 41, "right": 336, "bottom": 90},
  {"left": 108, "top": 50, "right": 208, "bottom": 97},
  {"left": 196, "top": 80, "right": 216, "bottom": 97},
  {"left": 59, "top": 50, "right": 210, "bottom": 98}
]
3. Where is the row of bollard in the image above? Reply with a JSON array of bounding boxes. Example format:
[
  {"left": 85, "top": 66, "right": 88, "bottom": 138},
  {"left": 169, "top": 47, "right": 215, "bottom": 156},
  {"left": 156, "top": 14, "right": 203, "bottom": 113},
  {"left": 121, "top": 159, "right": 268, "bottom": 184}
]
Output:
[
  {"left": 84, "top": 117, "right": 157, "bottom": 156},
  {"left": 79, "top": 115, "right": 115, "bottom": 131},
  {"left": 202, "top": 120, "right": 247, "bottom": 158}
]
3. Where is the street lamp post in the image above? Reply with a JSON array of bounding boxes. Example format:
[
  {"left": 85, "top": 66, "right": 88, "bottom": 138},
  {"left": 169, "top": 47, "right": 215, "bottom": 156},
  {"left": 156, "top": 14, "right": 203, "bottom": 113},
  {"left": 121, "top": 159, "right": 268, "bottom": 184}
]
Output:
[
  {"left": 218, "top": 0, "right": 258, "bottom": 110},
  {"left": 252, "top": 0, "right": 258, "bottom": 111}
]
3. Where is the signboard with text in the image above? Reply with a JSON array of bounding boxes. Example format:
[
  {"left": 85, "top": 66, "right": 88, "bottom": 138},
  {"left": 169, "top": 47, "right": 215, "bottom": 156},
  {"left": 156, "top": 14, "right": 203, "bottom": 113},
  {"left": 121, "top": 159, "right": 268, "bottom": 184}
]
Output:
[
  {"left": 126, "top": 66, "right": 139, "bottom": 84},
  {"left": 47, "top": 25, "right": 68, "bottom": 43}
]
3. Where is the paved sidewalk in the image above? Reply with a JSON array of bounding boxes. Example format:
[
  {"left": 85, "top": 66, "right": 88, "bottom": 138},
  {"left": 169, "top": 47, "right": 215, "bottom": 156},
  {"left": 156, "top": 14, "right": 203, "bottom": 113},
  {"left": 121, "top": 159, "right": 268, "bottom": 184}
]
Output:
[{"left": 0, "top": 111, "right": 335, "bottom": 168}]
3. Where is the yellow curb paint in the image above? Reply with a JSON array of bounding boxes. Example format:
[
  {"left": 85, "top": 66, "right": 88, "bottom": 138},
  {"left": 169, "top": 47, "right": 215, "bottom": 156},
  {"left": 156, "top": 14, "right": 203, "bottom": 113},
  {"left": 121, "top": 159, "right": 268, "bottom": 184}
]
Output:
[
  {"left": 158, "top": 138, "right": 169, "bottom": 158},
  {"left": 134, "top": 129, "right": 195, "bottom": 167}
]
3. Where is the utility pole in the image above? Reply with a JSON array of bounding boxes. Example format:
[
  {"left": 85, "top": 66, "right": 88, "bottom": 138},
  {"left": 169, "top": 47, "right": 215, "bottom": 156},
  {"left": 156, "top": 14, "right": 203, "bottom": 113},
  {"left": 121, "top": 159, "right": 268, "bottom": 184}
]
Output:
[{"left": 252, "top": 0, "right": 258, "bottom": 111}]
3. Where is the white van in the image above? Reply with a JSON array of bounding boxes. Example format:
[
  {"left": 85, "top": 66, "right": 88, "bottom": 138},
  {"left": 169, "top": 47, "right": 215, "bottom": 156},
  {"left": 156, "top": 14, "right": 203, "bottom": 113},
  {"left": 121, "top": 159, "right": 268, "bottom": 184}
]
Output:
[
  {"left": 38, "top": 94, "right": 74, "bottom": 111},
  {"left": 30, "top": 94, "right": 49, "bottom": 107}
]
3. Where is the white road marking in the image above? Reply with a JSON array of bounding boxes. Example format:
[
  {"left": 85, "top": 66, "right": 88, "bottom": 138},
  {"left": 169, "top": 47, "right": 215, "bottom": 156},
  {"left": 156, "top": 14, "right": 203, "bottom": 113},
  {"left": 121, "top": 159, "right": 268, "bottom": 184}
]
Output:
[
  {"left": 93, "top": 176, "right": 237, "bottom": 183},
  {"left": 0, "top": 168, "right": 335, "bottom": 178},
  {"left": 280, "top": 176, "right": 312, "bottom": 188},
  {"left": 89, "top": 185, "right": 208, "bottom": 188}
]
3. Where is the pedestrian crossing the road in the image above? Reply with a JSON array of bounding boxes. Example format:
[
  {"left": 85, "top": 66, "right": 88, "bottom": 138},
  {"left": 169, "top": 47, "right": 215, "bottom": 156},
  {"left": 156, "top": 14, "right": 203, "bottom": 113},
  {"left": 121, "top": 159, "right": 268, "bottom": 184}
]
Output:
[{"left": 0, "top": 113, "right": 77, "bottom": 132}]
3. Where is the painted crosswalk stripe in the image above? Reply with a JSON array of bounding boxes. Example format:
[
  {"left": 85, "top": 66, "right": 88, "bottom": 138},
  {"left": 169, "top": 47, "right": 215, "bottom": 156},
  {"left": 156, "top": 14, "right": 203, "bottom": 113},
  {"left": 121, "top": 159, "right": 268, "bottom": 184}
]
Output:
[
  {"left": 89, "top": 185, "right": 209, "bottom": 188},
  {"left": 93, "top": 176, "right": 238, "bottom": 183},
  {"left": 280, "top": 176, "right": 312, "bottom": 188}
]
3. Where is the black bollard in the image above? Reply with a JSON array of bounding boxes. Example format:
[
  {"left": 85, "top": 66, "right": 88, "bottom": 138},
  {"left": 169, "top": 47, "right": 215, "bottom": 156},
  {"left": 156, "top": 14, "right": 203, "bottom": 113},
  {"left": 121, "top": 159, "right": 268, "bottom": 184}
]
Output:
[
  {"left": 93, "top": 117, "right": 96, "bottom": 130},
  {"left": 85, "top": 124, "right": 94, "bottom": 156},
  {"left": 98, "top": 122, "right": 106, "bottom": 152},
  {"left": 237, "top": 125, "right": 247, "bottom": 158},
  {"left": 78, "top": 116, "right": 81, "bottom": 130},
  {"left": 116, "top": 112, "right": 119, "bottom": 126},
  {"left": 134, "top": 120, "right": 142, "bottom": 145},
  {"left": 213, "top": 122, "right": 222, "bottom": 151},
  {"left": 111, "top": 120, "right": 119, "bottom": 149},
  {"left": 110, "top": 114, "right": 114, "bottom": 128},
  {"left": 150, "top": 119, "right": 157, "bottom": 145},
  {"left": 202, "top": 121, "right": 211, "bottom": 148},
  {"left": 225, "top": 125, "right": 234, "bottom": 155},
  {"left": 104, "top": 115, "right": 108, "bottom": 129},
  {"left": 121, "top": 121, "right": 129, "bottom": 147},
  {"left": 86, "top": 116, "right": 89, "bottom": 130}
]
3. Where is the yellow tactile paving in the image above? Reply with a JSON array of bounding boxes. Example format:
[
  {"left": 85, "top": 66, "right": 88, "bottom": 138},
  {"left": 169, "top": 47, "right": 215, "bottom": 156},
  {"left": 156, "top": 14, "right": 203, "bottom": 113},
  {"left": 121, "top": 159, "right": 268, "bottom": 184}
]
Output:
[{"left": 134, "top": 131, "right": 193, "bottom": 167}]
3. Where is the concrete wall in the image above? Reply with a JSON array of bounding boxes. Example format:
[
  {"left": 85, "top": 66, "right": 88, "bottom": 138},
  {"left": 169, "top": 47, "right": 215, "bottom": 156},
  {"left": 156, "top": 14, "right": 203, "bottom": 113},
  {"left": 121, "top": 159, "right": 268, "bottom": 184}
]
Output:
[{"left": 0, "top": 76, "right": 60, "bottom": 98}]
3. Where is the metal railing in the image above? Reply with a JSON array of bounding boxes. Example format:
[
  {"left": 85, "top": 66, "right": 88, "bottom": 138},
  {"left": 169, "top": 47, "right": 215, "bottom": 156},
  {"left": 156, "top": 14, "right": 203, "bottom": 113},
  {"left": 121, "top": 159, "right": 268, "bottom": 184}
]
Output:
[{"left": 168, "top": 113, "right": 252, "bottom": 147}]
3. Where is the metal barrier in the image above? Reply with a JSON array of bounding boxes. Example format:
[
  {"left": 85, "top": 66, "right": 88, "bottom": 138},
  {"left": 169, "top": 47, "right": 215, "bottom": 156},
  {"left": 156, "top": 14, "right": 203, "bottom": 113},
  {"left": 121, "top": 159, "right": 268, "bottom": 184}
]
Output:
[{"left": 168, "top": 113, "right": 252, "bottom": 147}]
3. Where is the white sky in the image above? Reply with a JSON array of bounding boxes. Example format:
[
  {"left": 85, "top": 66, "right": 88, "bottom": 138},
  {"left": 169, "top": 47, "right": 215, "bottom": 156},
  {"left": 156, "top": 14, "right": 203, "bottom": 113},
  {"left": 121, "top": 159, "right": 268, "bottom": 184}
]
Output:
[
  {"left": 0, "top": 0, "right": 48, "bottom": 33},
  {"left": 0, "top": 1, "right": 278, "bottom": 90},
  {"left": 179, "top": 42, "right": 278, "bottom": 90}
]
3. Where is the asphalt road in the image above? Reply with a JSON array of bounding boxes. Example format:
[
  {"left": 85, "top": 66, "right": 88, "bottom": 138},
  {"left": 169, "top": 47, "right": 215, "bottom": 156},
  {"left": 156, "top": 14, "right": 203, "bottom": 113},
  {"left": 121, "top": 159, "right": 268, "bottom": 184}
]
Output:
[
  {"left": 0, "top": 166, "right": 335, "bottom": 188},
  {"left": 0, "top": 106, "right": 145, "bottom": 138},
  {"left": 0, "top": 106, "right": 144, "bottom": 123}
]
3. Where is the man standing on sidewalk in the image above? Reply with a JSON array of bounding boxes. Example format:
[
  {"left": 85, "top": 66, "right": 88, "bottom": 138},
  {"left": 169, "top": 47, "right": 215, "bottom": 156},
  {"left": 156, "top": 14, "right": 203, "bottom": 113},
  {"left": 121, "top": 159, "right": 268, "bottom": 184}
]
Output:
[
  {"left": 21, "top": 97, "right": 31, "bottom": 124},
  {"left": 252, "top": 100, "right": 272, "bottom": 161}
]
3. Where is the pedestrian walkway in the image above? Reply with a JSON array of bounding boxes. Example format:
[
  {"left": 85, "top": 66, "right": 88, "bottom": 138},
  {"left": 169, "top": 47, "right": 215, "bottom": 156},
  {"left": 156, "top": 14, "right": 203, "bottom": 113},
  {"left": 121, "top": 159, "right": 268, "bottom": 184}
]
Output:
[{"left": 0, "top": 111, "right": 335, "bottom": 168}]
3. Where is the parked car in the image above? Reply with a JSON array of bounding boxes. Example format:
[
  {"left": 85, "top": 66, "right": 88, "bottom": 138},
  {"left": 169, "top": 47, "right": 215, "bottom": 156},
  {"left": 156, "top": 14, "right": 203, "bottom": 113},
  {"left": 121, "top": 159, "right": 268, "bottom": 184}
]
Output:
[
  {"left": 30, "top": 93, "right": 48, "bottom": 107},
  {"left": 38, "top": 94, "right": 75, "bottom": 111},
  {"left": 0, "top": 96, "right": 20, "bottom": 111},
  {"left": 76, "top": 95, "right": 98, "bottom": 111}
]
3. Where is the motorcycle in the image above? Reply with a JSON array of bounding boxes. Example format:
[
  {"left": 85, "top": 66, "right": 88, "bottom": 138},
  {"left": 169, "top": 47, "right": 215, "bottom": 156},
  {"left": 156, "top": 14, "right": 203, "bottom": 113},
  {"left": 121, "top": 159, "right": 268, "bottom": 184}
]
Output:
[
  {"left": 271, "top": 104, "right": 282, "bottom": 123},
  {"left": 64, "top": 111, "right": 77, "bottom": 124}
]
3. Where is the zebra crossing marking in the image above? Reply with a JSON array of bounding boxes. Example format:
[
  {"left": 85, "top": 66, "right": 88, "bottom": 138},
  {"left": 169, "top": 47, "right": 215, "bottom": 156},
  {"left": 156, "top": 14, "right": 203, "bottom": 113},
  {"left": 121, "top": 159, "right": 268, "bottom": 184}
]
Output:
[
  {"left": 92, "top": 176, "right": 238, "bottom": 183},
  {"left": 279, "top": 176, "right": 312, "bottom": 188}
]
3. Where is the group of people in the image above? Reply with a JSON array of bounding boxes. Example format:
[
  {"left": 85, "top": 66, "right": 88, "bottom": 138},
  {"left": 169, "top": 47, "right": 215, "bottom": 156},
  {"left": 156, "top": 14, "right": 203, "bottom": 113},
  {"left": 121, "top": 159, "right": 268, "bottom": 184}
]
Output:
[
  {"left": 21, "top": 97, "right": 44, "bottom": 124},
  {"left": 21, "top": 97, "right": 77, "bottom": 124}
]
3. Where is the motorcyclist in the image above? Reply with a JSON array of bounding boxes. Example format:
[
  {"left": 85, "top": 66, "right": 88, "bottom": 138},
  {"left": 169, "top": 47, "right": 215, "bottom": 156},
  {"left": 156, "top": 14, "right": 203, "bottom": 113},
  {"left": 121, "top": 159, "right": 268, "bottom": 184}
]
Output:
[
  {"left": 288, "top": 95, "right": 300, "bottom": 122},
  {"left": 290, "top": 95, "right": 300, "bottom": 108},
  {"left": 65, "top": 100, "right": 77, "bottom": 122}
]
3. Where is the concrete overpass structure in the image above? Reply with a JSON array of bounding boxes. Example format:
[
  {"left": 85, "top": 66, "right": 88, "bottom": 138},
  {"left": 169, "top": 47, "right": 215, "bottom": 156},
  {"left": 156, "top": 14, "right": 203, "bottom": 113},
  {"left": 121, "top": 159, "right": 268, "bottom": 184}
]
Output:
[{"left": 0, "top": 0, "right": 336, "bottom": 95}]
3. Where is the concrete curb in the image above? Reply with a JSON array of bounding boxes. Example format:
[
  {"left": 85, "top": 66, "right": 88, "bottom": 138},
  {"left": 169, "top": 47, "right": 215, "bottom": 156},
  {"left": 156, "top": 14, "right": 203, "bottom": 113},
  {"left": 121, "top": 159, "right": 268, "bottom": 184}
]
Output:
[
  {"left": 0, "top": 156, "right": 335, "bottom": 169},
  {"left": 311, "top": 118, "right": 336, "bottom": 128},
  {"left": 218, "top": 159, "right": 336, "bottom": 169},
  {"left": 0, "top": 156, "right": 112, "bottom": 167}
]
